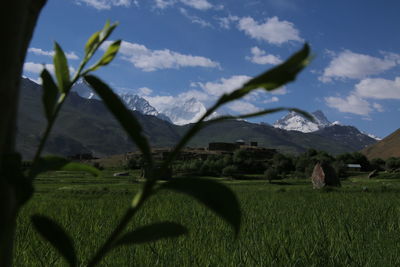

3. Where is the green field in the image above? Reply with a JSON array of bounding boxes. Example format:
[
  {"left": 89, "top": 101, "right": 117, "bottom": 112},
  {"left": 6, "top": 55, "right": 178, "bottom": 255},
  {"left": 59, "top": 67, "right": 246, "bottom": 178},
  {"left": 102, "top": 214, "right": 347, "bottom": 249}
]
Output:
[{"left": 14, "top": 171, "right": 400, "bottom": 266}]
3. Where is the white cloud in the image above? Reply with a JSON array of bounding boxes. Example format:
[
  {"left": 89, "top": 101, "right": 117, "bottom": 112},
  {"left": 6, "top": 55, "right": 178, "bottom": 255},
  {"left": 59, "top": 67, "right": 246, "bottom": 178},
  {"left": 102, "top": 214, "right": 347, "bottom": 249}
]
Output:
[
  {"left": 154, "top": 0, "right": 175, "bottom": 9},
  {"left": 23, "top": 62, "right": 75, "bottom": 75},
  {"left": 216, "top": 15, "right": 239, "bottom": 29},
  {"left": 237, "top": 16, "right": 302, "bottom": 45},
  {"left": 137, "top": 87, "right": 153, "bottom": 96},
  {"left": 144, "top": 95, "right": 175, "bottom": 111},
  {"left": 355, "top": 77, "right": 400, "bottom": 99},
  {"left": 76, "top": 0, "right": 131, "bottom": 10},
  {"left": 196, "top": 75, "right": 252, "bottom": 96},
  {"left": 144, "top": 90, "right": 208, "bottom": 125},
  {"left": 320, "top": 50, "right": 398, "bottom": 82},
  {"left": 144, "top": 89, "right": 208, "bottom": 110},
  {"left": 325, "top": 94, "right": 372, "bottom": 115},
  {"left": 227, "top": 100, "right": 260, "bottom": 113},
  {"left": 247, "top": 46, "right": 282, "bottom": 65},
  {"left": 179, "top": 8, "right": 213, "bottom": 27},
  {"left": 180, "top": 89, "right": 210, "bottom": 101},
  {"left": 28, "top": 47, "right": 79, "bottom": 60},
  {"left": 154, "top": 0, "right": 213, "bottom": 10},
  {"left": 372, "top": 103, "right": 384, "bottom": 112},
  {"left": 195, "top": 75, "right": 288, "bottom": 101},
  {"left": 180, "top": 0, "right": 212, "bottom": 10},
  {"left": 104, "top": 40, "right": 220, "bottom": 71},
  {"left": 24, "top": 62, "right": 54, "bottom": 74},
  {"left": 271, "top": 86, "right": 288, "bottom": 95},
  {"left": 142, "top": 73, "right": 289, "bottom": 124},
  {"left": 263, "top": 96, "right": 279, "bottom": 103}
]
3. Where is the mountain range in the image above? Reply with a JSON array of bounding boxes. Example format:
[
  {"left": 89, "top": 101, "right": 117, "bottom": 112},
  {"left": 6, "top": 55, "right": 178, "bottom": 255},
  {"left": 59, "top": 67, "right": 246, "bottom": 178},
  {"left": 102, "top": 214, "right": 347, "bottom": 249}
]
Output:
[
  {"left": 272, "top": 110, "right": 381, "bottom": 142},
  {"left": 71, "top": 81, "right": 203, "bottom": 125},
  {"left": 17, "top": 78, "right": 378, "bottom": 159}
]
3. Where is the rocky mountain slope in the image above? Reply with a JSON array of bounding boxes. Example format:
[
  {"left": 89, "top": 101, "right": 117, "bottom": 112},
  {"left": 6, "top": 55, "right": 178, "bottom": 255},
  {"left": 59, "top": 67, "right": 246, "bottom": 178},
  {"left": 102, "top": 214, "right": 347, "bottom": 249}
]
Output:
[
  {"left": 273, "top": 110, "right": 332, "bottom": 133},
  {"left": 72, "top": 81, "right": 171, "bottom": 122},
  {"left": 17, "top": 78, "right": 377, "bottom": 159},
  {"left": 273, "top": 110, "right": 380, "bottom": 142},
  {"left": 362, "top": 129, "right": 400, "bottom": 159}
]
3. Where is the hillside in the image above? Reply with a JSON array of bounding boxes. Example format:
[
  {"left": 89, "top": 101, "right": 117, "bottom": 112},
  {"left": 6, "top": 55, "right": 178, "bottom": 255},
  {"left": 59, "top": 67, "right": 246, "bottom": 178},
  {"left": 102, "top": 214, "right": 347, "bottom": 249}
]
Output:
[
  {"left": 17, "top": 78, "right": 376, "bottom": 159},
  {"left": 17, "top": 78, "right": 180, "bottom": 158},
  {"left": 362, "top": 129, "right": 400, "bottom": 159}
]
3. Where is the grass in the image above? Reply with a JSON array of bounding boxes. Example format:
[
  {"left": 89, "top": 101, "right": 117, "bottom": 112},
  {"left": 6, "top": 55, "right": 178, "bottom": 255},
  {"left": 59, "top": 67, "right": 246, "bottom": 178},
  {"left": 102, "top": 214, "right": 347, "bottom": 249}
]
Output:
[{"left": 13, "top": 170, "right": 400, "bottom": 266}]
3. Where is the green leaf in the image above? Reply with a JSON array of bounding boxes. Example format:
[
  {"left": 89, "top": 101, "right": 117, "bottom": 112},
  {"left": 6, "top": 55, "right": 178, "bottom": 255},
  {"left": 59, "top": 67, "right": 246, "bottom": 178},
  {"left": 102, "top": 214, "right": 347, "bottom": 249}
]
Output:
[
  {"left": 41, "top": 68, "right": 59, "bottom": 122},
  {"left": 115, "top": 222, "right": 187, "bottom": 246},
  {"left": 219, "top": 43, "right": 310, "bottom": 105},
  {"left": 99, "top": 20, "right": 118, "bottom": 42},
  {"left": 160, "top": 178, "right": 241, "bottom": 236},
  {"left": 244, "top": 43, "right": 310, "bottom": 90},
  {"left": 30, "top": 155, "right": 100, "bottom": 178},
  {"left": 53, "top": 42, "right": 70, "bottom": 92},
  {"left": 85, "top": 31, "right": 100, "bottom": 56},
  {"left": 31, "top": 215, "right": 77, "bottom": 267},
  {"left": 84, "top": 75, "right": 153, "bottom": 167},
  {"left": 89, "top": 40, "right": 121, "bottom": 71}
]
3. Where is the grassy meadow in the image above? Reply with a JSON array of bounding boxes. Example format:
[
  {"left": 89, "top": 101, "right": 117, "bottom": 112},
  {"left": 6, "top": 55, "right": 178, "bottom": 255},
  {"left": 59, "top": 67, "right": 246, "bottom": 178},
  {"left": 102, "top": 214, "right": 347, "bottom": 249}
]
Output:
[{"left": 14, "top": 170, "right": 400, "bottom": 266}]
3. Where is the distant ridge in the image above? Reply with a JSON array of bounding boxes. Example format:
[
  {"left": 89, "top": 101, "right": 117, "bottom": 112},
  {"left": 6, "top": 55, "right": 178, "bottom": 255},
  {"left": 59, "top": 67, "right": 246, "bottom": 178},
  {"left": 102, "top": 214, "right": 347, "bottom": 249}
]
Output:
[
  {"left": 17, "top": 77, "right": 377, "bottom": 159},
  {"left": 362, "top": 129, "right": 400, "bottom": 159}
]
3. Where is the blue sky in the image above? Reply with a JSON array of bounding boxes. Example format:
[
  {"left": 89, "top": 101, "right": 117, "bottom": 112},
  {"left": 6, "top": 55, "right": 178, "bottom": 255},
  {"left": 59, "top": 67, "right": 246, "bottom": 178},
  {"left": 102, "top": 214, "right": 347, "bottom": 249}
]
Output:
[{"left": 23, "top": 0, "right": 400, "bottom": 138}]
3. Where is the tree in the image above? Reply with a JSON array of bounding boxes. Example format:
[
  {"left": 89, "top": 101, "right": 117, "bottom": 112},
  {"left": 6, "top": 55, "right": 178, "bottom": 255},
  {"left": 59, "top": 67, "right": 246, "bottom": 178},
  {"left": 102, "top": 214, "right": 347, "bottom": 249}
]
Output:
[
  {"left": 265, "top": 168, "right": 279, "bottom": 183},
  {"left": 385, "top": 157, "right": 400, "bottom": 171},
  {"left": 351, "top": 152, "right": 371, "bottom": 171},
  {"left": 370, "top": 158, "right": 385, "bottom": 171},
  {"left": 273, "top": 153, "right": 294, "bottom": 175}
]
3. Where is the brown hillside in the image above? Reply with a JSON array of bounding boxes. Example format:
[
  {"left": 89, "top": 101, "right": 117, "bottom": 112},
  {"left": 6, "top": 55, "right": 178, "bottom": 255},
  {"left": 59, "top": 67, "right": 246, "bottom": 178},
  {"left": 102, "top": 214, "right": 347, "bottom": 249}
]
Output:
[{"left": 362, "top": 128, "right": 400, "bottom": 159}]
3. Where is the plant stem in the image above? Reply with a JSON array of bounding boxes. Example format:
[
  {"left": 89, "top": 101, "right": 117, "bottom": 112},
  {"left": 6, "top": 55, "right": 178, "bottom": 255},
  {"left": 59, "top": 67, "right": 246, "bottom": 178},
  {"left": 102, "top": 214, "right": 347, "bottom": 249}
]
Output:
[
  {"left": 29, "top": 57, "right": 87, "bottom": 178},
  {"left": 87, "top": 181, "right": 154, "bottom": 266}
]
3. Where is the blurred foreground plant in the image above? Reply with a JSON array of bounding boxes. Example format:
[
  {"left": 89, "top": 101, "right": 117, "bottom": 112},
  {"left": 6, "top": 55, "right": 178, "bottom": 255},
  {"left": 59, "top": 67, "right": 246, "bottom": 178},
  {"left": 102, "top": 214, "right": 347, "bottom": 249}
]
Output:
[{"left": 7, "top": 21, "right": 311, "bottom": 266}]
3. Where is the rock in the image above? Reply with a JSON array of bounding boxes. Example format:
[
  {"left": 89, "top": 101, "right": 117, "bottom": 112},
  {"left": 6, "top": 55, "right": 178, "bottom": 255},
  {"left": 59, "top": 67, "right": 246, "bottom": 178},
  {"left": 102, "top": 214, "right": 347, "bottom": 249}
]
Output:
[
  {"left": 311, "top": 162, "right": 341, "bottom": 189},
  {"left": 311, "top": 163, "right": 325, "bottom": 189},
  {"left": 113, "top": 172, "right": 129, "bottom": 177},
  {"left": 368, "top": 169, "right": 378, "bottom": 179}
]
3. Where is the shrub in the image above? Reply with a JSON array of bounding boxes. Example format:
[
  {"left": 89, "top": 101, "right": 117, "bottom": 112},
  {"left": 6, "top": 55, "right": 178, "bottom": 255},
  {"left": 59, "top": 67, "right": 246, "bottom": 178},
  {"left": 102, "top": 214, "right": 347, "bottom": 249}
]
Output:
[
  {"left": 265, "top": 168, "right": 279, "bottom": 183},
  {"left": 222, "top": 165, "right": 239, "bottom": 178}
]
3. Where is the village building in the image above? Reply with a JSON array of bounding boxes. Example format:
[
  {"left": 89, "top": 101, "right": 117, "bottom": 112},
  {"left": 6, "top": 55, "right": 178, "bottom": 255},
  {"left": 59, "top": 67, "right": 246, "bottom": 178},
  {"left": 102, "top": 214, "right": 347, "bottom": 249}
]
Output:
[{"left": 346, "top": 164, "right": 362, "bottom": 171}]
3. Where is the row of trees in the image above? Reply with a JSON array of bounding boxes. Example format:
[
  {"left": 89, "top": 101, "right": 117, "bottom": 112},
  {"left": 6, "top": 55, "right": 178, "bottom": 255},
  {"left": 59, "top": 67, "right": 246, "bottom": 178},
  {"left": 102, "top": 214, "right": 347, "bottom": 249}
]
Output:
[{"left": 125, "top": 149, "right": 400, "bottom": 180}]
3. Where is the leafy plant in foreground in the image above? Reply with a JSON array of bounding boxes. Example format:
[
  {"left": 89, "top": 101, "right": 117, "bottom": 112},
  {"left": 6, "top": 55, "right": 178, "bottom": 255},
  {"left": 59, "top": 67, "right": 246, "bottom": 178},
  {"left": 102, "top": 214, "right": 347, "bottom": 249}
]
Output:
[{"left": 17, "top": 21, "right": 311, "bottom": 266}]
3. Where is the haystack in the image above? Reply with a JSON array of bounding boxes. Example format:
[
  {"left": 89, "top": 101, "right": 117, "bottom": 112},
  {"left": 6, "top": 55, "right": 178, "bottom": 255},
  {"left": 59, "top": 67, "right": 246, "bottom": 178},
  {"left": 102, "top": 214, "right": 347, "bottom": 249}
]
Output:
[{"left": 311, "top": 162, "right": 340, "bottom": 189}]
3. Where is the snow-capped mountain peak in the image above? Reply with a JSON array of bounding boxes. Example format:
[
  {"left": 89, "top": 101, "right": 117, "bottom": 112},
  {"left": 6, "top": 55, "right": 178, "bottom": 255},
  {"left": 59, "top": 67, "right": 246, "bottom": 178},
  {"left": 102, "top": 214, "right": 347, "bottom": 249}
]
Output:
[
  {"left": 119, "top": 94, "right": 158, "bottom": 116},
  {"left": 156, "top": 97, "right": 207, "bottom": 125},
  {"left": 71, "top": 82, "right": 172, "bottom": 122},
  {"left": 312, "top": 110, "right": 331, "bottom": 128},
  {"left": 273, "top": 110, "right": 381, "bottom": 140},
  {"left": 273, "top": 110, "right": 331, "bottom": 133},
  {"left": 71, "top": 79, "right": 98, "bottom": 99},
  {"left": 362, "top": 132, "right": 382, "bottom": 141}
]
